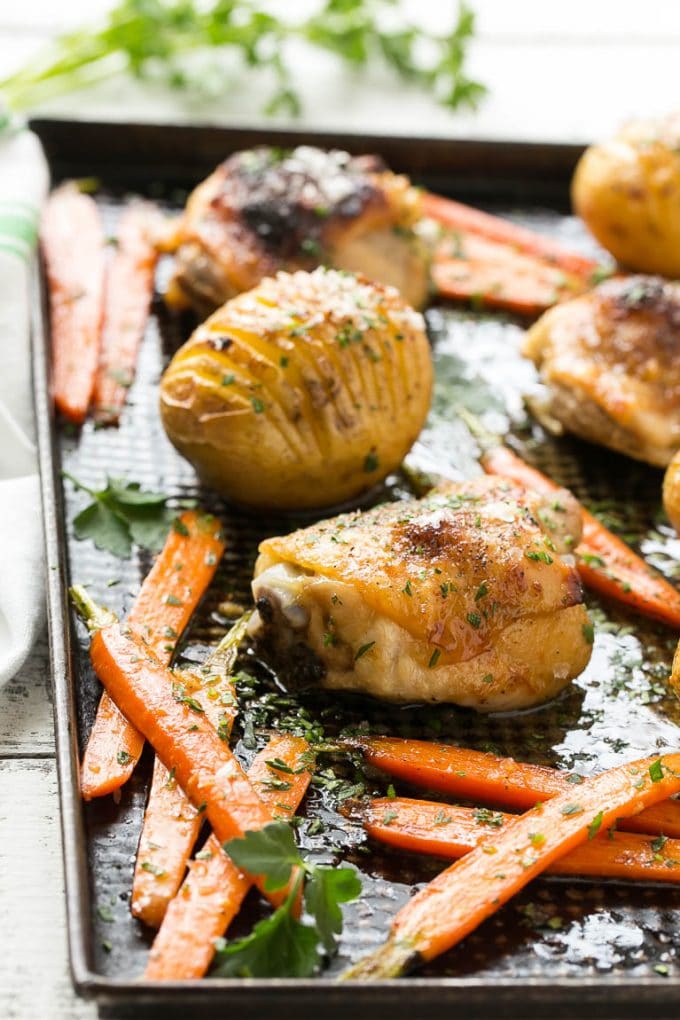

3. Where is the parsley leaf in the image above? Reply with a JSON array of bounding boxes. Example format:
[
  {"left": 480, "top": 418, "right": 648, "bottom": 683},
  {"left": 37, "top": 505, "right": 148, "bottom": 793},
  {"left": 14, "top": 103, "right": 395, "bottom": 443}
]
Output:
[
  {"left": 304, "top": 866, "right": 362, "bottom": 954},
  {"left": 213, "top": 877, "right": 319, "bottom": 978},
  {"left": 217, "top": 821, "right": 362, "bottom": 976},
  {"left": 64, "top": 472, "right": 179, "bottom": 558},
  {"left": 224, "top": 821, "right": 301, "bottom": 892}
]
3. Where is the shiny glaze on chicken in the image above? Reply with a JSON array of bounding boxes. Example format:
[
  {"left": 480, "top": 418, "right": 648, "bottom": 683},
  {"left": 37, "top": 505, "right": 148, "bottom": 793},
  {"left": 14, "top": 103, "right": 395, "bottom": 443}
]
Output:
[
  {"left": 251, "top": 476, "right": 592, "bottom": 712},
  {"left": 164, "top": 146, "right": 429, "bottom": 314},
  {"left": 524, "top": 275, "right": 680, "bottom": 467}
]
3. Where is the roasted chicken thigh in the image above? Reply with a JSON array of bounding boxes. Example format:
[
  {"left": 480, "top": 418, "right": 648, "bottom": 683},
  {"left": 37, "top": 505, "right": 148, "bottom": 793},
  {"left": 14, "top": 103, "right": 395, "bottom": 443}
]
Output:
[
  {"left": 251, "top": 476, "right": 591, "bottom": 712},
  {"left": 524, "top": 275, "right": 680, "bottom": 467},
  {"left": 164, "top": 146, "right": 429, "bottom": 314}
]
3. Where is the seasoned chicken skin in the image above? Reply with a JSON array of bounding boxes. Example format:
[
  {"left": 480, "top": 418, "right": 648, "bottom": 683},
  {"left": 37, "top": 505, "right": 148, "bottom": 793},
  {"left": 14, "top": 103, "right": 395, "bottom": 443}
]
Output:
[
  {"left": 163, "top": 146, "right": 429, "bottom": 315},
  {"left": 251, "top": 476, "right": 591, "bottom": 712},
  {"left": 524, "top": 275, "right": 680, "bottom": 467}
]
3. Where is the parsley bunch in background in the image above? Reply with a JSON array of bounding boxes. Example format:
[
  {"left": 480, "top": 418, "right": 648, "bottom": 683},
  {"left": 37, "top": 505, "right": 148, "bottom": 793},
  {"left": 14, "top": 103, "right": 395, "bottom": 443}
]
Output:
[
  {"left": 213, "top": 821, "right": 362, "bottom": 977},
  {"left": 1, "top": 0, "right": 485, "bottom": 118}
]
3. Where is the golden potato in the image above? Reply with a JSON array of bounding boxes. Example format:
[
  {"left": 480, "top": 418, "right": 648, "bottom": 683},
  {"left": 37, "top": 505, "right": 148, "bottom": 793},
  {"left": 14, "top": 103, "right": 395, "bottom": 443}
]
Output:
[
  {"left": 160, "top": 267, "right": 433, "bottom": 510},
  {"left": 572, "top": 114, "right": 680, "bottom": 277},
  {"left": 671, "top": 638, "right": 680, "bottom": 697},
  {"left": 663, "top": 449, "right": 680, "bottom": 532}
]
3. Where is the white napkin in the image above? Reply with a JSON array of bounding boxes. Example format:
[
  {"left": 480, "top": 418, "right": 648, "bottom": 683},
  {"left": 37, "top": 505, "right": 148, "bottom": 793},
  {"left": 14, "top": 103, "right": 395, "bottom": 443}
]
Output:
[{"left": 0, "top": 121, "right": 49, "bottom": 686}]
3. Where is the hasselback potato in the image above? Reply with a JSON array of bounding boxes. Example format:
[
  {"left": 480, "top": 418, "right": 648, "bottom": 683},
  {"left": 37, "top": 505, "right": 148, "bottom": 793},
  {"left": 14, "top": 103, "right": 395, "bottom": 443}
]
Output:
[{"left": 160, "top": 267, "right": 433, "bottom": 510}]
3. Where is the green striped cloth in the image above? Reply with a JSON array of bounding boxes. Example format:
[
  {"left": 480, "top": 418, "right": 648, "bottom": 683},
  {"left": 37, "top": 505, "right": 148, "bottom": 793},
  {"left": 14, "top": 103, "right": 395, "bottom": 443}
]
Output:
[
  {"left": 0, "top": 198, "right": 40, "bottom": 261},
  {"left": 0, "top": 115, "right": 49, "bottom": 686}
]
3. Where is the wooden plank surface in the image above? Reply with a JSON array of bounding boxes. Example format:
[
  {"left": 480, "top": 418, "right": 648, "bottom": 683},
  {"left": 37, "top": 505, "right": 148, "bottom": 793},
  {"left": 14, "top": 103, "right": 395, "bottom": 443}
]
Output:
[
  {"left": 0, "top": 759, "right": 94, "bottom": 1020},
  {"left": 1, "top": 2, "right": 679, "bottom": 1017},
  {"left": 0, "top": 631, "right": 54, "bottom": 757}
]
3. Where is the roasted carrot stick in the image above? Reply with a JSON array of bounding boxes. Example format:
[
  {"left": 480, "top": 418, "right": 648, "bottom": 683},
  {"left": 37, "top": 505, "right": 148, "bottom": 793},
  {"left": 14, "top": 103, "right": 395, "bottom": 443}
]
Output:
[
  {"left": 351, "top": 736, "right": 680, "bottom": 839},
  {"left": 93, "top": 204, "right": 160, "bottom": 425},
  {"left": 477, "top": 438, "right": 680, "bottom": 629},
  {"left": 41, "top": 183, "right": 107, "bottom": 424},
  {"left": 432, "top": 230, "right": 586, "bottom": 316},
  {"left": 422, "top": 191, "right": 599, "bottom": 280},
  {"left": 80, "top": 511, "right": 225, "bottom": 800},
  {"left": 72, "top": 588, "right": 292, "bottom": 909},
  {"left": 132, "top": 613, "right": 249, "bottom": 928},
  {"left": 145, "top": 733, "right": 314, "bottom": 980},
  {"left": 361, "top": 797, "right": 680, "bottom": 884},
  {"left": 344, "top": 752, "right": 680, "bottom": 979}
]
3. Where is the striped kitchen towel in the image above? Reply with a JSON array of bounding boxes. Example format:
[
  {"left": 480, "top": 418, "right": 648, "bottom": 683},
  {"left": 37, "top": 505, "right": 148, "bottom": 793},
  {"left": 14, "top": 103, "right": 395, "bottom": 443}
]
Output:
[{"left": 0, "top": 116, "right": 50, "bottom": 686}]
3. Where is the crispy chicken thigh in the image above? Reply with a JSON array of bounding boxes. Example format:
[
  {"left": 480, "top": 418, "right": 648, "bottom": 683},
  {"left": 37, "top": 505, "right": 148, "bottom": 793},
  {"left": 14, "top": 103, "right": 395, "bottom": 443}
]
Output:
[
  {"left": 523, "top": 275, "right": 680, "bottom": 467},
  {"left": 164, "top": 146, "right": 430, "bottom": 315},
  {"left": 250, "top": 476, "right": 591, "bottom": 712}
]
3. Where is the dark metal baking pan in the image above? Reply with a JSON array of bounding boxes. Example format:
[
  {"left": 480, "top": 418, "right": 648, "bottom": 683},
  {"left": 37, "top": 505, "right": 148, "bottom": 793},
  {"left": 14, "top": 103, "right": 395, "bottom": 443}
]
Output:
[{"left": 30, "top": 117, "right": 680, "bottom": 1018}]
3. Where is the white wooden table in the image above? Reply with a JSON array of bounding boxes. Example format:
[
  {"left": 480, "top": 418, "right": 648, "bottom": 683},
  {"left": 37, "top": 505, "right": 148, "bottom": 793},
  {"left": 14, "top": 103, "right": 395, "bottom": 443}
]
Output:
[{"left": 1, "top": 2, "right": 679, "bottom": 1018}]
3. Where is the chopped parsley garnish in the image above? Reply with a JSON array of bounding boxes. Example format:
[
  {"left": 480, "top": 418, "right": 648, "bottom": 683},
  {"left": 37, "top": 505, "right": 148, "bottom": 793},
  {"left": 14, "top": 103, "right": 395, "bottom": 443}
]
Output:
[
  {"left": 474, "top": 808, "right": 504, "bottom": 828},
  {"left": 116, "top": 750, "right": 133, "bottom": 766},
  {"left": 354, "top": 641, "right": 375, "bottom": 661},
  {"left": 526, "top": 550, "right": 553, "bottom": 564},
  {"left": 171, "top": 682, "right": 205, "bottom": 714},
  {"left": 582, "top": 622, "right": 595, "bottom": 644},
  {"left": 140, "top": 862, "right": 166, "bottom": 877},
  {"left": 250, "top": 396, "right": 265, "bottom": 414},
  {"left": 649, "top": 759, "right": 665, "bottom": 783},
  {"left": 587, "top": 811, "right": 604, "bottom": 840},
  {"left": 363, "top": 451, "right": 379, "bottom": 473},
  {"left": 560, "top": 803, "right": 584, "bottom": 817},
  {"left": 428, "top": 648, "right": 441, "bottom": 668},
  {"left": 467, "top": 612, "right": 482, "bottom": 629}
]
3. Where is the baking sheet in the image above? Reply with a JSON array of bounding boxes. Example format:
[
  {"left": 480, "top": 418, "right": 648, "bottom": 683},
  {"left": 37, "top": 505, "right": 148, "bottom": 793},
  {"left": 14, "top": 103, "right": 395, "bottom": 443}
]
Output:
[{"left": 31, "top": 119, "right": 680, "bottom": 1017}]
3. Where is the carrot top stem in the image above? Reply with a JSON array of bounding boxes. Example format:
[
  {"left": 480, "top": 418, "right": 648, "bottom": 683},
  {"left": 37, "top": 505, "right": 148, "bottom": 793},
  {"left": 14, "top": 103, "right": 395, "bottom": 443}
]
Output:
[{"left": 70, "top": 584, "right": 116, "bottom": 631}]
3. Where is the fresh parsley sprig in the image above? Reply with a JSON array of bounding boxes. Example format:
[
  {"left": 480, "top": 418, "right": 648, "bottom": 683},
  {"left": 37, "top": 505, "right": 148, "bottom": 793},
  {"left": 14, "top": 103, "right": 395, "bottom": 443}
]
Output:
[
  {"left": 63, "top": 471, "right": 188, "bottom": 558},
  {"left": 1, "top": 1, "right": 485, "bottom": 118},
  {"left": 212, "top": 821, "right": 361, "bottom": 978}
]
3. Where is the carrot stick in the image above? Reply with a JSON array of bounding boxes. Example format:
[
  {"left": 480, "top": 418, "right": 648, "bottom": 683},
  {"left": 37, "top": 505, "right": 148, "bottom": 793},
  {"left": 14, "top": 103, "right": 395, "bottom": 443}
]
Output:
[
  {"left": 80, "top": 511, "right": 225, "bottom": 800},
  {"left": 145, "top": 733, "right": 314, "bottom": 980},
  {"left": 351, "top": 736, "right": 680, "bottom": 839},
  {"left": 93, "top": 203, "right": 160, "bottom": 425},
  {"left": 431, "top": 230, "right": 585, "bottom": 316},
  {"left": 361, "top": 796, "right": 680, "bottom": 884},
  {"left": 41, "top": 183, "right": 107, "bottom": 424},
  {"left": 73, "top": 590, "right": 293, "bottom": 909},
  {"left": 131, "top": 613, "right": 249, "bottom": 928},
  {"left": 422, "top": 191, "right": 599, "bottom": 279},
  {"left": 343, "top": 752, "right": 680, "bottom": 978},
  {"left": 478, "top": 439, "right": 680, "bottom": 629}
]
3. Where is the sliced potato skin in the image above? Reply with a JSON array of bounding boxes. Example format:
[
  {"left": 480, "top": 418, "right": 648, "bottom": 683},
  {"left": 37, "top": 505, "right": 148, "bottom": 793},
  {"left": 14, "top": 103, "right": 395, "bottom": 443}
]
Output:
[
  {"left": 572, "top": 114, "right": 680, "bottom": 278},
  {"left": 160, "top": 267, "right": 433, "bottom": 510}
]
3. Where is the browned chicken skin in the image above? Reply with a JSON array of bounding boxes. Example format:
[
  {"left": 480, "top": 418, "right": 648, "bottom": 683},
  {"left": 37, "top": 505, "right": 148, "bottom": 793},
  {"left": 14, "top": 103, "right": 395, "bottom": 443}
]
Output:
[
  {"left": 523, "top": 275, "right": 680, "bottom": 467},
  {"left": 163, "top": 146, "right": 430, "bottom": 315},
  {"left": 250, "top": 476, "right": 592, "bottom": 712}
]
